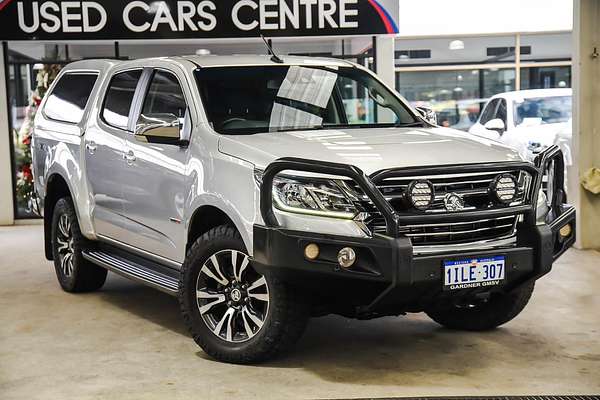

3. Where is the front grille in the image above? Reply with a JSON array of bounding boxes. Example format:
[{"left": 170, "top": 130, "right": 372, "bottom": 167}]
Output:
[
  {"left": 349, "top": 171, "right": 531, "bottom": 247},
  {"left": 376, "top": 171, "right": 523, "bottom": 212},
  {"left": 368, "top": 215, "right": 517, "bottom": 245}
]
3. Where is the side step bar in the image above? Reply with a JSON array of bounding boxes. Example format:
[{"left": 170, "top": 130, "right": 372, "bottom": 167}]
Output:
[{"left": 82, "top": 249, "right": 179, "bottom": 295}]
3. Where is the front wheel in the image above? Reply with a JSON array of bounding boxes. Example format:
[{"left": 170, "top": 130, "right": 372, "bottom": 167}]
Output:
[
  {"left": 178, "top": 225, "right": 308, "bottom": 364},
  {"left": 425, "top": 283, "right": 535, "bottom": 331}
]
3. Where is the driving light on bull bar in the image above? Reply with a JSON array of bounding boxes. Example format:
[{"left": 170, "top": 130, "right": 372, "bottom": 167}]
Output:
[
  {"left": 491, "top": 173, "right": 518, "bottom": 204},
  {"left": 407, "top": 180, "right": 435, "bottom": 210},
  {"left": 337, "top": 247, "right": 356, "bottom": 268}
]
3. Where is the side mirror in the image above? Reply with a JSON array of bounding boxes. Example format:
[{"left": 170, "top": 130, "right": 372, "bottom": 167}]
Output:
[
  {"left": 415, "top": 106, "right": 437, "bottom": 125},
  {"left": 484, "top": 118, "right": 506, "bottom": 134},
  {"left": 135, "top": 113, "right": 188, "bottom": 146}
]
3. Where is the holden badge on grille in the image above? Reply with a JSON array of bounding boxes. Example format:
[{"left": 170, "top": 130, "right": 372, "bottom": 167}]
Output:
[{"left": 443, "top": 193, "right": 465, "bottom": 212}]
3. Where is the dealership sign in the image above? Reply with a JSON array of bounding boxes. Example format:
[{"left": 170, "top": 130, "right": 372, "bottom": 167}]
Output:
[{"left": 0, "top": 0, "right": 399, "bottom": 40}]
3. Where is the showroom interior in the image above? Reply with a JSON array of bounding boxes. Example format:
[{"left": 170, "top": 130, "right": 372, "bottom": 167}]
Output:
[{"left": 0, "top": 0, "right": 599, "bottom": 398}]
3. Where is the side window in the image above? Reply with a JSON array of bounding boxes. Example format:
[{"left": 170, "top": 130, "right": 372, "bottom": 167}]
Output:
[
  {"left": 479, "top": 99, "right": 498, "bottom": 125},
  {"left": 495, "top": 99, "right": 507, "bottom": 125},
  {"left": 43, "top": 73, "right": 98, "bottom": 124},
  {"left": 102, "top": 70, "right": 143, "bottom": 130},
  {"left": 141, "top": 70, "right": 187, "bottom": 118}
]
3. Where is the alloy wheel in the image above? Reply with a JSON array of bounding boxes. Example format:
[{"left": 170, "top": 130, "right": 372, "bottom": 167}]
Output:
[
  {"left": 56, "top": 213, "right": 74, "bottom": 277},
  {"left": 196, "top": 249, "right": 270, "bottom": 343}
]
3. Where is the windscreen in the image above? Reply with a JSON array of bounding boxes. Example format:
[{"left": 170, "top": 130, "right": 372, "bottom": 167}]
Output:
[
  {"left": 195, "top": 65, "right": 419, "bottom": 135},
  {"left": 514, "top": 96, "right": 572, "bottom": 126}
]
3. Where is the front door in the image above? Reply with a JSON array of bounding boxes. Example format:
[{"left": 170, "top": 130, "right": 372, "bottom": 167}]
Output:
[
  {"left": 85, "top": 69, "right": 143, "bottom": 242},
  {"left": 121, "top": 68, "right": 190, "bottom": 264}
]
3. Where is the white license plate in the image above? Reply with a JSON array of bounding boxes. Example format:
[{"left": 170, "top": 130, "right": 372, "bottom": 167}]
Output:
[{"left": 443, "top": 256, "right": 506, "bottom": 291}]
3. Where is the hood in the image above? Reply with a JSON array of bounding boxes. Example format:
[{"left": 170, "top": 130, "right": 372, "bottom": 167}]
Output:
[
  {"left": 218, "top": 127, "right": 523, "bottom": 175},
  {"left": 514, "top": 121, "right": 572, "bottom": 147}
]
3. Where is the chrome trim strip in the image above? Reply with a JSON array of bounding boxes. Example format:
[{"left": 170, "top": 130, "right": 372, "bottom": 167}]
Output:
[
  {"left": 413, "top": 236, "right": 518, "bottom": 255},
  {"left": 378, "top": 171, "right": 510, "bottom": 182},
  {"left": 382, "top": 180, "right": 493, "bottom": 188},
  {"left": 434, "top": 188, "right": 489, "bottom": 197},
  {"left": 382, "top": 188, "right": 493, "bottom": 200},
  {"left": 432, "top": 179, "right": 494, "bottom": 186},
  {"left": 403, "top": 223, "right": 514, "bottom": 237},
  {"left": 398, "top": 216, "right": 514, "bottom": 229},
  {"left": 96, "top": 234, "right": 182, "bottom": 269}
]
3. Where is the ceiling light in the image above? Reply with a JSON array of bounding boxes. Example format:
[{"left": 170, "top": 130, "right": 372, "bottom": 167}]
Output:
[{"left": 449, "top": 40, "right": 465, "bottom": 50}]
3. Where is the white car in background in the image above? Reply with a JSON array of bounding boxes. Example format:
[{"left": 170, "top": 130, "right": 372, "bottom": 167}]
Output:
[{"left": 469, "top": 89, "right": 572, "bottom": 165}]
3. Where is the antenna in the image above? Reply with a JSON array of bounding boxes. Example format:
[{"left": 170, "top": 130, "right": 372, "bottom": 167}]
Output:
[{"left": 260, "top": 35, "right": 284, "bottom": 64}]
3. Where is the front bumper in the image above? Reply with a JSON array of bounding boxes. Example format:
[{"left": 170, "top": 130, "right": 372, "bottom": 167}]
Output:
[
  {"left": 253, "top": 205, "right": 575, "bottom": 316},
  {"left": 252, "top": 146, "right": 576, "bottom": 317}
]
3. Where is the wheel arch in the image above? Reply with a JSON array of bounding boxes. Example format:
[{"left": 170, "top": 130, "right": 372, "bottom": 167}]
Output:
[
  {"left": 187, "top": 205, "right": 251, "bottom": 254},
  {"left": 43, "top": 173, "right": 74, "bottom": 260}
]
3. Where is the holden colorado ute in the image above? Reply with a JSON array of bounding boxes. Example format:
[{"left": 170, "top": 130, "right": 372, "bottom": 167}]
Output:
[{"left": 32, "top": 55, "right": 576, "bottom": 364}]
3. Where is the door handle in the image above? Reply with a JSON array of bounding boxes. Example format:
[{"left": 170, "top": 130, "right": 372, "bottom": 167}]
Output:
[
  {"left": 124, "top": 150, "right": 136, "bottom": 165},
  {"left": 86, "top": 141, "right": 97, "bottom": 154}
]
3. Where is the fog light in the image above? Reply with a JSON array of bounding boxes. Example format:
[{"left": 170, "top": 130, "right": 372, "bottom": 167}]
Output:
[
  {"left": 304, "top": 243, "right": 320, "bottom": 260},
  {"left": 337, "top": 247, "right": 356, "bottom": 268},
  {"left": 559, "top": 224, "right": 572, "bottom": 238}
]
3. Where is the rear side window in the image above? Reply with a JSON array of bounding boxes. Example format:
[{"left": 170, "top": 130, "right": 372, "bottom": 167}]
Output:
[
  {"left": 43, "top": 73, "right": 98, "bottom": 124},
  {"left": 102, "top": 70, "right": 143, "bottom": 130}
]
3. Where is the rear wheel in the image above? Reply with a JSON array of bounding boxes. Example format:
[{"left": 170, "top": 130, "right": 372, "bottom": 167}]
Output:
[
  {"left": 51, "top": 197, "right": 107, "bottom": 292},
  {"left": 179, "top": 225, "right": 308, "bottom": 364},
  {"left": 425, "top": 283, "right": 535, "bottom": 331}
]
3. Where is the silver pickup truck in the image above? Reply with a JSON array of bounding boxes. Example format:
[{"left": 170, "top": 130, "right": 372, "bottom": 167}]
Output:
[{"left": 32, "top": 55, "right": 575, "bottom": 364}]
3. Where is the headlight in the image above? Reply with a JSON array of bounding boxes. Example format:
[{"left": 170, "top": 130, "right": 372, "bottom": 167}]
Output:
[{"left": 272, "top": 175, "right": 358, "bottom": 219}]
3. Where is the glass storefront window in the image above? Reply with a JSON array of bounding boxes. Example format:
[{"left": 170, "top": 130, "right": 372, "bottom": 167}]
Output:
[
  {"left": 521, "top": 66, "right": 571, "bottom": 89},
  {"left": 397, "top": 68, "right": 515, "bottom": 130},
  {"left": 482, "top": 68, "right": 516, "bottom": 98},
  {"left": 394, "top": 33, "right": 571, "bottom": 132},
  {"left": 397, "top": 69, "right": 479, "bottom": 129}
]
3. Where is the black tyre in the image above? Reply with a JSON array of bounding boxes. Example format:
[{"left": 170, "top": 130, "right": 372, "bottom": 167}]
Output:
[
  {"left": 51, "top": 197, "right": 107, "bottom": 292},
  {"left": 425, "top": 283, "right": 535, "bottom": 331},
  {"left": 179, "top": 225, "right": 308, "bottom": 364}
]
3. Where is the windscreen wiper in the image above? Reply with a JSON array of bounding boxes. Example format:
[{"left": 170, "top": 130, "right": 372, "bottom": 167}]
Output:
[{"left": 274, "top": 125, "right": 325, "bottom": 133}]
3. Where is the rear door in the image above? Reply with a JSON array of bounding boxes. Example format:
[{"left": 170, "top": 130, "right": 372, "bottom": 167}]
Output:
[
  {"left": 120, "top": 67, "right": 191, "bottom": 264},
  {"left": 85, "top": 69, "right": 143, "bottom": 241}
]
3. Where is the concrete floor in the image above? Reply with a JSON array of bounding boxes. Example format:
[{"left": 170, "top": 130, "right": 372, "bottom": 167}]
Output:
[{"left": 1, "top": 225, "right": 599, "bottom": 400}]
